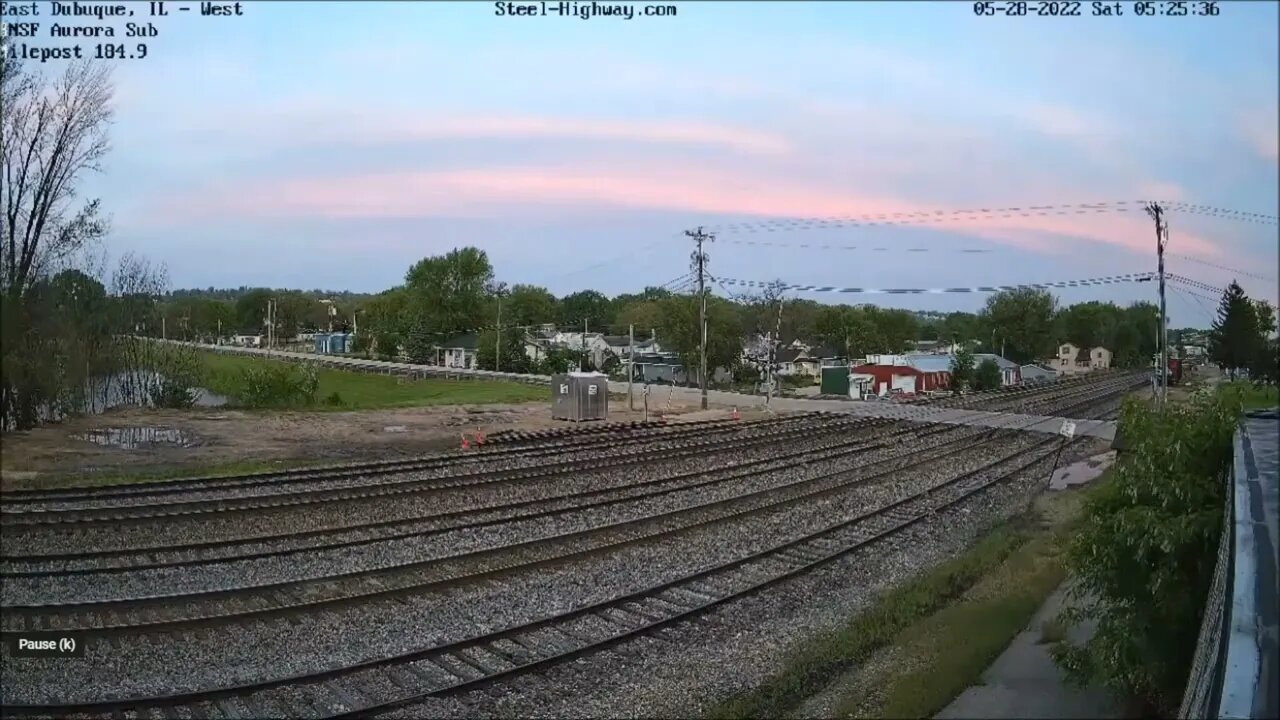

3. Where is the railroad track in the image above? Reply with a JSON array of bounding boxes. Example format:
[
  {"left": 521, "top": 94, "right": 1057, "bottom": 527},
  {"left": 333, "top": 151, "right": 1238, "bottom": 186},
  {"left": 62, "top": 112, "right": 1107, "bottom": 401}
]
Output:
[
  {"left": 0, "top": 377, "right": 1138, "bottom": 639},
  {"left": 0, "top": 379, "right": 1133, "bottom": 719},
  {"left": 0, "top": 414, "right": 895, "bottom": 527},
  {"left": 0, "top": 418, "right": 972, "bottom": 576},
  {"left": 0, "top": 370, "right": 1138, "bottom": 512},
  {"left": 0, "top": 373, "right": 1122, "bottom": 528}
]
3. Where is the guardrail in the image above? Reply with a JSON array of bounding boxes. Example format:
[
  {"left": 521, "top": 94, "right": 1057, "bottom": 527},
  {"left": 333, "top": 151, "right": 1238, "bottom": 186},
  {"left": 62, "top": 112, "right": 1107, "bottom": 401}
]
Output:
[{"left": 1179, "top": 409, "right": 1279, "bottom": 720}]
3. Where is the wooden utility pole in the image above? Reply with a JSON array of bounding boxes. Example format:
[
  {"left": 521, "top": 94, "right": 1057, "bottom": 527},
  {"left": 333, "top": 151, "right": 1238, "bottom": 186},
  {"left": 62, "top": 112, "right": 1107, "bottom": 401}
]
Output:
[
  {"left": 1146, "top": 202, "right": 1169, "bottom": 405},
  {"left": 495, "top": 294, "right": 503, "bottom": 372},
  {"left": 686, "top": 227, "right": 713, "bottom": 409},
  {"left": 628, "top": 323, "right": 635, "bottom": 410},
  {"left": 582, "top": 318, "right": 588, "bottom": 372}
]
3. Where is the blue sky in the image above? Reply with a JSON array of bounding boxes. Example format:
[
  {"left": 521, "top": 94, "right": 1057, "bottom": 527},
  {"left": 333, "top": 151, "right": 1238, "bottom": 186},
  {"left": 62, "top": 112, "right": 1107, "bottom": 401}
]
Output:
[{"left": 33, "top": 0, "right": 1279, "bottom": 326}]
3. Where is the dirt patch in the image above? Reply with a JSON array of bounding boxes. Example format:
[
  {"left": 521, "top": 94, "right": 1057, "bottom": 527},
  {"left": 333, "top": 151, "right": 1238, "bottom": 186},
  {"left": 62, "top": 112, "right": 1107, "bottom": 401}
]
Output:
[{"left": 0, "top": 398, "right": 772, "bottom": 488}]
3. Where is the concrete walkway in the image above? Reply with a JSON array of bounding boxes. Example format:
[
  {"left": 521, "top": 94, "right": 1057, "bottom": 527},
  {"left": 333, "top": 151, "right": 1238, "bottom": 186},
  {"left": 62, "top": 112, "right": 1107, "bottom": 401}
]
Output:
[{"left": 936, "top": 583, "right": 1119, "bottom": 720}]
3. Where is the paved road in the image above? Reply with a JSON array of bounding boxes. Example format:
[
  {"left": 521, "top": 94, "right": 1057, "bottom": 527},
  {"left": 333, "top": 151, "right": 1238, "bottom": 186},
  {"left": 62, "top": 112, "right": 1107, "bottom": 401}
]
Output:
[{"left": 171, "top": 341, "right": 1118, "bottom": 440}]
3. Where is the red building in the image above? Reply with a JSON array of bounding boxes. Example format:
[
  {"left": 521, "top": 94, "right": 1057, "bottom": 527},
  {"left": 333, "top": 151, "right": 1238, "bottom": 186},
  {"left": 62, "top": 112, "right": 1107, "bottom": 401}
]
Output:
[
  {"left": 852, "top": 355, "right": 954, "bottom": 396},
  {"left": 851, "top": 353, "right": 1020, "bottom": 397}
]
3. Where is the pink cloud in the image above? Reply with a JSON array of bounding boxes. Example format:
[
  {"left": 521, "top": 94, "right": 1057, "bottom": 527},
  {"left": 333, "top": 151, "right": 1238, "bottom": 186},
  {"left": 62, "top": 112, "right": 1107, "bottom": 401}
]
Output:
[
  {"left": 1241, "top": 108, "right": 1279, "bottom": 162},
  {"left": 147, "top": 101, "right": 792, "bottom": 157},
  {"left": 149, "top": 162, "right": 1221, "bottom": 258}
]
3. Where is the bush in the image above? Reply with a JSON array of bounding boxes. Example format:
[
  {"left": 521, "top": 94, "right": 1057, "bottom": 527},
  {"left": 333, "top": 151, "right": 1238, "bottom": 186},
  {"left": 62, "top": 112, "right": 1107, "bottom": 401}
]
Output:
[
  {"left": 235, "top": 362, "right": 319, "bottom": 408},
  {"left": 974, "top": 358, "right": 1002, "bottom": 391},
  {"left": 1053, "top": 392, "right": 1241, "bottom": 714},
  {"left": 147, "top": 345, "right": 201, "bottom": 409},
  {"left": 323, "top": 391, "right": 344, "bottom": 407}
]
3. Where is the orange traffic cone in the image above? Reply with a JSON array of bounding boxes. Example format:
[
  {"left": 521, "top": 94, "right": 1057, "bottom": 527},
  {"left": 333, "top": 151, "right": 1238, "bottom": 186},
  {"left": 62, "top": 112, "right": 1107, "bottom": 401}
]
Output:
[
  {"left": 460, "top": 433, "right": 471, "bottom": 450},
  {"left": 475, "top": 430, "right": 486, "bottom": 445},
  {"left": 732, "top": 407, "right": 740, "bottom": 421}
]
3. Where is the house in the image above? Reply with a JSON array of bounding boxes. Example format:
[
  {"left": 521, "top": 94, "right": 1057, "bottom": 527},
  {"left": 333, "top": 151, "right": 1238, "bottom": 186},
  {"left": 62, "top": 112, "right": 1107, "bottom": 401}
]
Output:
[
  {"left": 973, "top": 353, "right": 1022, "bottom": 386},
  {"left": 850, "top": 354, "right": 953, "bottom": 396},
  {"left": 794, "top": 346, "right": 843, "bottom": 378},
  {"left": 439, "top": 333, "right": 479, "bottom": 369},
  {"left": 775, "top": 348, "right": 804, "bottom": 376},
  {"left": 551, "top": 332, "right": 615, "bottom": 369},
  {"left": 1020, "top": 363, "right": 1058, "bottom": 385},
  {"left": 231, "top": 334, "right": 263, "bottom": 347},
  {"left": 1054, "top": 343, "right": 1112, "bottom": 374}
]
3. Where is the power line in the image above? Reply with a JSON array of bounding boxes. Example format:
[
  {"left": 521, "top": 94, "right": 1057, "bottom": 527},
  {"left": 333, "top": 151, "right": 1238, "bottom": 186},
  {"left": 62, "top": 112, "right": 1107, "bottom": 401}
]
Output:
[
  {"left": 1167, "top": 202, "right": 1279, "bottom": 225},
  {"left": 698, "top": 199, "right": 1159, "bottom": 236},
  {"left": 1167, "top": 273, "right": 1225, "bottom": 296},
  {"left": 714, "top": 272, "right": 1156, "bottom": 295},
  {"left": 715, "top": 239, "right": 995, "bottom": 253},
  {"left": 1169, "top": 253, "right": 1277, "bottom": 282}
]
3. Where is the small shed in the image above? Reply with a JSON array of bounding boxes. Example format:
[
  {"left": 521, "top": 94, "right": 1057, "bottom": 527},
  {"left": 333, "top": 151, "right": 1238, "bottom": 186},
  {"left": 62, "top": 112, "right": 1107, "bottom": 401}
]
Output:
[
  {"left": 552, "top": 372, "right": 609, "bottom": 422},
  {"left": 820, "top": 365, "right": 851, "bottom": 396}
]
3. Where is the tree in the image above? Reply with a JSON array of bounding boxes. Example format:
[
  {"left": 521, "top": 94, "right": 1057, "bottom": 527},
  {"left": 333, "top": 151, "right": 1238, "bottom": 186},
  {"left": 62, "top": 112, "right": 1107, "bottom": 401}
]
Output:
[
  {"left": 974, "top": 358, "right": 1002, "bottom": 391},
  {"left": 939, "top": 311, "right": 980, "bottom": 346},
  {"left": 1254, "top": 299, "right": 1277, "bottom": 341},
  {"left": 1249, "top": 338, "right": 1279, "bottom": 387},
  {"left": 1208, "top": 281, "right": 1258, "bottom": 379},
  {"left": 503, "top": 284, "right": 559, "bottom": 328},
  {"left": 476, "top": 327, "right": 531, "bottom": 372},
  {"left": 815, "top": 305, "right": 882, "bottom": 359},
  {"left": 613, "top": 299, "right": 666, "bottom": 340},
  {"left": 559, "top": 289, "right": 612, "bottom": 330},
  {"left": 2, "top": 55, "right": 115, "bottom": 429},
  {"left": 655, "top": 294, "right": 741, "bottom": 385},
  {"left": 403, "top": 247, "right": 493, "bottom": 337},
  {"left": 1054, "top": 394, "right": 1239, "bottom": 715},
  {"left": 980, "top": 288, "right": 1057, "bottom": 364},
  {"left": 235, "top": 288, "right": 272, "bottom": 334},
  {"left": 950, "top": 346, "right": 975, "bottom": 394}
]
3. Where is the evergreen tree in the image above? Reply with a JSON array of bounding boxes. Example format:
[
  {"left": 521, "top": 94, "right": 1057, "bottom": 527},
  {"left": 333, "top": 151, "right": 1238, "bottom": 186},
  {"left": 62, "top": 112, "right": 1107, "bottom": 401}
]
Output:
[{"left": 1208, "top": 281, "right": 1258, "bottom": 379}]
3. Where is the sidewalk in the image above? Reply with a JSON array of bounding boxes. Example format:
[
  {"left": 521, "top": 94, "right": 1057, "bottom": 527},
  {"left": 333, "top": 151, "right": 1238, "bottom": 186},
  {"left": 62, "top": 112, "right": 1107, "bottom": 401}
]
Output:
[{"left": 935, "top": 582, "right": 1119, "bottom": 720}]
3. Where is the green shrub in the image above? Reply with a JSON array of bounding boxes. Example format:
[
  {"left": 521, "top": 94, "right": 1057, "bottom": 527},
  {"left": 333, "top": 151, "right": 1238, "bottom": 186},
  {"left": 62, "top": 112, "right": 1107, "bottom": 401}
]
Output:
[
  {"left": 235, "top": 362, "right": 319, "bottom": 408},
  {"left": 148, "top": 345, "right": 201, "bottom": 409},
  {"left": 323, "top": 391, "right": 344, "bottom": 407},
  {"left": 1053, "top": 392, "right": 1241, "bottom": 714}
]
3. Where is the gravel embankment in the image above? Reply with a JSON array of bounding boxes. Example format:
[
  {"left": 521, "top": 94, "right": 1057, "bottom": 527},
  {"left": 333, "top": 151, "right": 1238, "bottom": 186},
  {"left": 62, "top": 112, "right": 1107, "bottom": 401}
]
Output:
[
  {"left": 4, "top": 424, "right": 1009, "bottom": 602},
  {"left": 0, "top": 430, "right": 1105, "bottom": 704},
  {"left": 0, "top": 417, "right": 910, "bottom": 556}
]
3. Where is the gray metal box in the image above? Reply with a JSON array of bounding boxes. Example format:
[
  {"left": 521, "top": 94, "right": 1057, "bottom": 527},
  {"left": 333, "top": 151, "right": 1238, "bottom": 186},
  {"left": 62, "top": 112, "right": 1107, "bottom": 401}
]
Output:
[{"left": 551, "top": 372, "right": 609, "bottom": 422}]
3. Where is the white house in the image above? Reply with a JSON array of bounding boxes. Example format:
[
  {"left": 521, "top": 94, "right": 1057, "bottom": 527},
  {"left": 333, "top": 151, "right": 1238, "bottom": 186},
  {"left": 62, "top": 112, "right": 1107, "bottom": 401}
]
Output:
[{"left": 439, "top": 333, "right": 479, "bottom": 369}]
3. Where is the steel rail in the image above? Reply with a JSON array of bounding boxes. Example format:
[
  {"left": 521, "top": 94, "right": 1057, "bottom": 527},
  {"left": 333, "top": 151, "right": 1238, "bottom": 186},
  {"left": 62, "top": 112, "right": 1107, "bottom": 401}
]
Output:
[
  {"left": 0, "top": 414, "right": 894, "bottom": 527},
  {"left": 1, "top": 419, "right": 974, "bottom": 576},
  {"left": 0, "top": 380, "right": 1137, "bottom": 641},
  {"left": 0, "top": 384, "right": 1130, "bottom": 719}
]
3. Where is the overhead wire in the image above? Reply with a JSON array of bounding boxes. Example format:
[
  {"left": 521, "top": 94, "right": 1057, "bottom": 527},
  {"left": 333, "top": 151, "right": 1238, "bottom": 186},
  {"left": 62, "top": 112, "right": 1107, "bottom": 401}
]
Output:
[
  {"left": 714, "top": 272, "right": 1156, "bottom": 295},
  {"left": 1169, "top": 253, "right": 1276, "bottom": 282},
  {"left": 694, "top": 199, "right": 1159, "bottom": 237}
]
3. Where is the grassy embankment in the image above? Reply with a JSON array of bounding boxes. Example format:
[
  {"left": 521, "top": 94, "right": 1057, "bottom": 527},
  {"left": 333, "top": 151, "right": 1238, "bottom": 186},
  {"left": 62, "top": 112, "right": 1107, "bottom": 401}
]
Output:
[
  {"left": 198, "top": 351, "right": 547, "bottom": 410},
  {"left": 1221, "top": 380, "right": 1279, "bottom": 410},
  {"left": 707, "top": 478, "right": 1101, "bottom": 720}
]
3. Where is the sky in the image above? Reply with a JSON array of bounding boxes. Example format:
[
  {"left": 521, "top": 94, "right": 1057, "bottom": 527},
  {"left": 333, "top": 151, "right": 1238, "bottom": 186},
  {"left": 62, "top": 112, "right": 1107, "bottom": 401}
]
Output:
[{"left": 22, "top": 0, "right": 1280, "bottom": 327}]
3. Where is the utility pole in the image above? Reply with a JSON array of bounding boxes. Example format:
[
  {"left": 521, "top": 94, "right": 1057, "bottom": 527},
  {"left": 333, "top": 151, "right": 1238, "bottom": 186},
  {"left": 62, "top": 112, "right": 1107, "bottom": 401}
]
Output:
[
  {"left": 162, "top": 316, "right": 166, "bottom": 340},
  {"left": 582, "top": 319, "right": 588, "bottom": 372},
  {"left": 1146, "top": 202, "right": 1169, "bottom": 405},
  {"left": 495, "top": 295, "right": 503, "bottom": 373},
  {"left": 686, "top": 226, "right": 713, "bottom": 409},
  {"left": 767, "top": 281, "right": 785, "bottom": 408},
  {"left": 628, "top": 323, "right": 635, "bottom": 410}
]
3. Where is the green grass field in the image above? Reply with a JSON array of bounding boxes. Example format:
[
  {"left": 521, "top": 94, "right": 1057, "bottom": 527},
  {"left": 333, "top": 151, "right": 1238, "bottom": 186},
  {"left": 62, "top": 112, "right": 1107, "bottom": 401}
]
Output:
[
  {"left": 1221, "top": 380, "right": 1280, "bottom": 410},
  {"left": 198, "top": 352, "right": 547, "bottom": 410}
]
